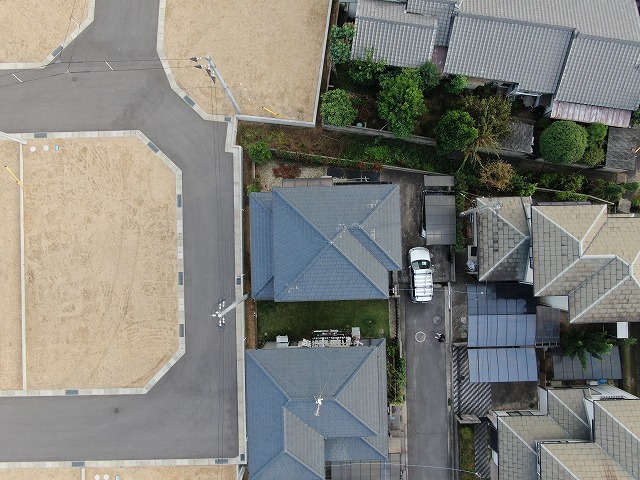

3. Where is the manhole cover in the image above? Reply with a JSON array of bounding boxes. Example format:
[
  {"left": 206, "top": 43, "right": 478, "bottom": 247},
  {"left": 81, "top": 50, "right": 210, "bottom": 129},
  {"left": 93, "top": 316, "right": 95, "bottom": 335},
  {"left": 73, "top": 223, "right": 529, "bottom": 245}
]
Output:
[
  {"left": 432, "top": 315, "right": 442, "bottom": 325},
  {"left": 415, "top": 331, "right": 427, "bottom": 343}
]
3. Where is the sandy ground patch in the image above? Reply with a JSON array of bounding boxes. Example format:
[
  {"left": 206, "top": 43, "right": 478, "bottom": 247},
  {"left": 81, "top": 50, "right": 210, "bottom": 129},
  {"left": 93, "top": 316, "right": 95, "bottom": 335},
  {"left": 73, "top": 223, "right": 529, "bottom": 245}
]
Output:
[
  {"left": 0, "top": 468, "right": 78, "bottom": 480},
  {"left": 0, "top": 0, "right": 89, "bottom": 63},
  {"left": 86, "top": 465, "right": 237, "bottom": 480},
  {"left": 0, "top": 141, "right": 22, "bottom": 390},
  {"left": 22, "top": 137, "right": 178, "bottom": 390},
  {"left": 164, "top": 0, "right": 330, "bottom": 121}
]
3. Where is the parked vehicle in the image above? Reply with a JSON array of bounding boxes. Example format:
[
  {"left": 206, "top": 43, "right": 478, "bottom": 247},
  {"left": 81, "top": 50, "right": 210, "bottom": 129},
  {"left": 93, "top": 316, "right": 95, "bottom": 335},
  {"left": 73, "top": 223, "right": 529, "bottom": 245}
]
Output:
[{"left": 409, "top": 247, "right": 433, "bottom": 302}]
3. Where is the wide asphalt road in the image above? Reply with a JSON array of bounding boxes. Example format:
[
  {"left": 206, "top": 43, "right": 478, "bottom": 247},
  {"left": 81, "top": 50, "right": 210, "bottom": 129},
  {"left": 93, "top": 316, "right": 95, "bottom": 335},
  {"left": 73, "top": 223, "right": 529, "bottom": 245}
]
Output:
[
  {"left": 0, "top": 0, "right": 239, "bottom": 461},
  {"left": 405, "top": 289, "right": 449, "bottom": 480}
]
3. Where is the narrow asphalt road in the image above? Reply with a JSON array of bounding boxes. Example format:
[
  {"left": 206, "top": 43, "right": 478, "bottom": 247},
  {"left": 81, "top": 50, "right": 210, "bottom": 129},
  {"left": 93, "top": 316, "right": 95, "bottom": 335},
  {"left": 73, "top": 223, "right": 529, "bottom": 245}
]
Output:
[{"left": 0, "top": 0, "right": 240, "bottom": 461}]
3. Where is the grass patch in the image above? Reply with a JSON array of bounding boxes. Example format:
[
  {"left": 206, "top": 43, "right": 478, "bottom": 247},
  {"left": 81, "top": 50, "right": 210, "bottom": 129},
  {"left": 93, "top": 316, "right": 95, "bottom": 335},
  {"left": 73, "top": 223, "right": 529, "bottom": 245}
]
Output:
[
  {"left": 459, "top": 425, "right": 477, "bottom": 480},
  {"left": 257, "top": 300, "right": 389, "bottom": 345}
]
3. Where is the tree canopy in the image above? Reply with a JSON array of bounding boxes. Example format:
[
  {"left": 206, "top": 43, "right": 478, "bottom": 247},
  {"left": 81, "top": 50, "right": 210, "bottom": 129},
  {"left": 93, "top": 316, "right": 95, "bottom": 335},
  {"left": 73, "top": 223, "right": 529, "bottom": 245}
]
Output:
[
  {"left": 377, "top": 68, "right": 426, "bottom": 138},
  {"left": 539, "top": 120, "right": 588, "bottom": 165},
  {"left": 348, "top": 48, "right": 387, "bottom": 86},
  {"left": 417, "top": 61, "right": 441, "bottom": 93},
  {"left": 435, "top": 110, "right": 478, "bottom": 155},
  {"left": 320, "top": 89, "right": 357, "bottom": 127},
  {"left": 329, "top": 24, "right": 355, "bottom": 65}
]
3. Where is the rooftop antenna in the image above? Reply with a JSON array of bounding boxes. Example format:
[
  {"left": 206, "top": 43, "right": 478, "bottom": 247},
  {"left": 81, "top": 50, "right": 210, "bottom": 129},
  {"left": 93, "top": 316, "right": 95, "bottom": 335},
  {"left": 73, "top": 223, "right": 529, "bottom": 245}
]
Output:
[
  {"left": 459, "top": 201, "right": 502, "bottom": 217},
  {"left": 314, "top": 396, "right": 323, "bottom": 417}
]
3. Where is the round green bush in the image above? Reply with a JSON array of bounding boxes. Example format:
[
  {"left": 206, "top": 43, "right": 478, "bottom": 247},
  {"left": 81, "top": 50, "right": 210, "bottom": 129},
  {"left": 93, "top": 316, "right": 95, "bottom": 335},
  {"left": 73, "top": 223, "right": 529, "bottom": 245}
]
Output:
[
  {"left": 248, "top": 142, "right": 272, "bottom": 164},
  {"left": 417, "top": 61, "right": 441, "bottom": 93},
  {"left": 586, "top": 122, "right": 608, "bottom": 149},
  {"left": 539, "top": 121, "right": 588, "bottom": 164},
  {"left": 321, "top": 89, "right": 358, "bottom": 127},
  {"left": 580, "top": 147, "right": 605, "bottom": 166},
  {"left": 444, "top": 74, "right": 467, "bottom": 94}
]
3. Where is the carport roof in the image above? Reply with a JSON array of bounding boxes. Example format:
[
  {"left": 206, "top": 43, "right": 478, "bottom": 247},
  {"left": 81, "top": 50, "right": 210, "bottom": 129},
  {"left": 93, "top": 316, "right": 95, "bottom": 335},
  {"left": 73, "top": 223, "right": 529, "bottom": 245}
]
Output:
[
  {"left": 423, "top": 192, "right": 456, "bottom": 245},
  {"left": 552, "top": 346, "right": 622, "bottom": 380},
  {"left": 467, "top": 347, "right": 537, "bottom": 383}
]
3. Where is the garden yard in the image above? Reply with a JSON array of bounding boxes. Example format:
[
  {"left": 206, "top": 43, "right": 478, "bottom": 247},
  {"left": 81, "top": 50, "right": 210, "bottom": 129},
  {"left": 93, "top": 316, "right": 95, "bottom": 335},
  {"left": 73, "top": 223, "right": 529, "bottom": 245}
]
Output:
[{"left": 256, "top": 300, "right": 390, "bottom": 346}]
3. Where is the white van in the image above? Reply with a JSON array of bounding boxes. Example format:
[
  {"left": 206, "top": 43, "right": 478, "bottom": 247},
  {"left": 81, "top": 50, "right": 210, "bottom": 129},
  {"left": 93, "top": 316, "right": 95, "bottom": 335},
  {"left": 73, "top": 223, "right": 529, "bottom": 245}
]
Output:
[{"left": 409, "top": 247, "right": 433, "bottom": 302}]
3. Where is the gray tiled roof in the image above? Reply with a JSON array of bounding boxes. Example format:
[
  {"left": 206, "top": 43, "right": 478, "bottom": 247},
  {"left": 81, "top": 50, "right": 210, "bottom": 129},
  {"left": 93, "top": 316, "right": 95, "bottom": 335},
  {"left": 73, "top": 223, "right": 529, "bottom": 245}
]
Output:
[
  {"left": 476, "top": 197, "right": 531, "bottom": 282},
  {"left": 498, "top": 415, "right": 572, "bottom": 480},
  {"left": 406, "top": 0, "right": 457, "bottom": 46},
  {"left": 444, "top": 15, "right": 572, "bottom": 93},
  {"left": 353, "top": 0, "right": 437, "bottom": 67},
  {"left": 250, "top": 193, "right": 275, "bottom": 299},
  {"left": 539, "top": 442, "right": 635, "bottom": 480},
  {"left": 555, "top": 36, "right": 640, "bottom": 111},
  {"left": 457, "top": 0, "right": 640, "bottom": 41},
  {"left": 246, "top": 341, "right": 388, "bottom": 480},
  {"left": 547, "top": 388, "right": 591, "bottom": 440},
  {"left": 606, "top": 127, "right": 640, "bottom": 171},
  {"left": 594, "top": 400, "right": 640, "bottom": 478},
  {"left": 251, "top": 185, "right": 401, "bottom": 302}
]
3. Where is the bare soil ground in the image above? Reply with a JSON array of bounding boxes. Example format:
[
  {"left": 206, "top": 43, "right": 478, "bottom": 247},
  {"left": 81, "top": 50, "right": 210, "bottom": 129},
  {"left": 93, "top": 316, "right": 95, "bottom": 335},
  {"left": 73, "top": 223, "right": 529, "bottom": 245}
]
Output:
[
  {"left": 0, "top": 466, "right": 237, "bottom": 480},
  {"left": 20, "top": 137, "right": 178, "bottom": 390},
  {"left": 0, "top": 0, "right": 89, "bottom": 63},
  {"left": 163, "top": 0, "right": 329, "bottom": 121},
  {"left": 0, "top": 141, "right": 22, "bottom": 390}
]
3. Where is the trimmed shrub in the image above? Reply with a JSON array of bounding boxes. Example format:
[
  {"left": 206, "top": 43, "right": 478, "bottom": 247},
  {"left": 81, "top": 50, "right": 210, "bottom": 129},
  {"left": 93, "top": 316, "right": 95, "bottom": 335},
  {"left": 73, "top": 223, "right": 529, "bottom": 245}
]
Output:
[
  {"left": 435, "top": 110, "right": 478, "bottom": 155},
  {"left": 580, "top": 147, "right": 605, "bottom": 166},
  {"left": 348, "top": 48, "right": 387, "bottom": 86},
  {"left": 417, "top": 61, "right": 441, "bottom": 93},
  {"left": 554, "top": 191, "right": 588, "bottom": 202},
  {"left": 246, "top": 177, "right": 262, "bottom": 195},
  {"left": 248, "top": 142, "right": 272, "bottom": 164},
  {"left": 508, "top": 173, "right": 537, "bottom": 197},
  {"left": 329, "top": 24, "right": 355, "bottom": 65},
  {"left": 444, "top": 74, "right": 467, "bottom": 94},
  {"left": 586, "top": 122, "right": 608, "bottom": 149},
  {"left": 320, "top": 89, "right": 357, "bottom": 127},
  {"left": 539, "top": 120, "right": 588, "bottom": 164},
  {"left": 377, "top": 68, "right": 426, "bottom": 138}
]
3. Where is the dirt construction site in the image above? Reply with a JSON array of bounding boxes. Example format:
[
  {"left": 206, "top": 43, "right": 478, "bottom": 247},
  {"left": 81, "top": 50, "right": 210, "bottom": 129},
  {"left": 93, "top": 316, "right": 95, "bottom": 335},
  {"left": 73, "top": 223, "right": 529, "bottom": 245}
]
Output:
[
  {"left": 0, "top": 0, "right": 90, "bottom": 64},
  {"left": 163, "top": 0, "right": 330, "bottom": 121},
  {"left": 0, "top": 134, "right": 180, "bottom": 392}
]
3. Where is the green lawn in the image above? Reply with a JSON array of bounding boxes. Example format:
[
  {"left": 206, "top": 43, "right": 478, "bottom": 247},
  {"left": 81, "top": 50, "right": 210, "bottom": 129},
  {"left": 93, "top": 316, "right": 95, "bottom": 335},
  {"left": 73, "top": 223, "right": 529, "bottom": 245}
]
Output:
[
  {"left": 459, "top": 425, "right": 477, "bottom": 480},
  {"left": 257, "top": 300, "right": 390, "bottom": 345}
]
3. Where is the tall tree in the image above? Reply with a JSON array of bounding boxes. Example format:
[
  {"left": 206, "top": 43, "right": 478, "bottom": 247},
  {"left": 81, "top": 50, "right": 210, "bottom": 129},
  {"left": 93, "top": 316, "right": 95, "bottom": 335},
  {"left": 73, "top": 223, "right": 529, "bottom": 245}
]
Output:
[{"left": 377, "top": 68, "right": 426, "bottom": 138}]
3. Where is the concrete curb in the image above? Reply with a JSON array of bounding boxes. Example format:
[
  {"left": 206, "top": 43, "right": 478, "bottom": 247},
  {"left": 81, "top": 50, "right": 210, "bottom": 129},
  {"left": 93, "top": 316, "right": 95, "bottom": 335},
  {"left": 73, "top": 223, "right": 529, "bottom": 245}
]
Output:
[
  {"left": 0, "top": 456, "right": 246, "bottom": 469},
  {"left": 0, "top": 130, "right": 185, "bottom": 398},
  {"left": 0, "top": 0, "right": 96, "bottom": 70}
]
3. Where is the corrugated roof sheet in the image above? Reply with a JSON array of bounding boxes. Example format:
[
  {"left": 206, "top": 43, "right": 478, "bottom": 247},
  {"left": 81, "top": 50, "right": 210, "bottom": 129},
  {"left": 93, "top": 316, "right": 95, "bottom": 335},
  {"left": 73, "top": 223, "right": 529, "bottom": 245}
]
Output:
[
  {"left": 406, "top": 0, "right": 457, "bottom": 46},
  {"left": 353, "top": 0, "right": 437, "bottom": 67},
  {"left": 457, "top": 0, "right": 640, "bottom": 41},
  {"left": 551, "top": 101, "right": 633, "bottom": 128},
  {"left": 246, "top": 341, "right": 388, "bottom": 480},
  {"left": 423, "top": 193, "right": 456, "bottom": 245},
  {"left": 555, "top": 36, "right": 640, "bottom": 111},
  {"left": 551, "top": 346, "right": 622, "bottom": 380},
  {"left": 467, "top": 347, "right": 537, "bottom": 382},
  {"left": 445, "top": 15, "right": 572, "bottom": 93}
]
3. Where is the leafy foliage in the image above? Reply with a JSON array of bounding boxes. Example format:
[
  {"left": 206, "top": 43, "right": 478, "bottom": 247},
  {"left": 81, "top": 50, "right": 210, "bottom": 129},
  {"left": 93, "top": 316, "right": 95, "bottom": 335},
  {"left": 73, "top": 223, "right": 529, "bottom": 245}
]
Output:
[
  {"left": 348, "top": 48, "right": 387, "bottom": 86},
  {"left": 554, "top": 191, "right": 588, "bottom": 202},
  {"left": 377, "top": 68, "right": 426, "bottom": 138},
  {"left": 458, "top": 95, "right": 512, "bottom": 163},
  {"left": 561, "top": 328, "right": 614, "bottom": 369},
  {"left": 272, "top": 163, "right": 301, "bottom": 179},
  {"left": 387, "top": 340, "right": 406, "bottom": 403},
  {"left": 444, "top": 74, "right": 467, "bottom": 94},
  {"left": 539, "top": 120, "right": 588, "bottom": 164},
  {"left": 417, "top": 61, "right": 441, "bottom": 93},
  {"left": 479, "top": 160, "right": 514, "bottom": 191},
  {"left": 508, "top": 172, "right": 537, "bottom": 196},
  {"left": 320, "top": 89, "right": 357, "bottom": 126},
  {"left": 246, "top": 177, "right": 262, "bottom": 195},
  {"left": 248, "top": 141, "right": 272, "bottom": 164},
  {"left": 329, "top": 23, "right": 355, "bottom": 65},
  {"left": 580, "top": 147, "right": 605, "bottom": 166},
  {"left": 632, "top": 109, "right": 640, "bottom": 127},
  {"left": 587, "top": 179, "right": 625, "bottom": 202},
  {"left": 539, "top": 172, "right": 586, "bottom": 192},
  {"left": 586, "top": 122, "right": 608, "bottom": 149},
  {"left": 435, "top": 110, "right": 478, "bottom": 156}
]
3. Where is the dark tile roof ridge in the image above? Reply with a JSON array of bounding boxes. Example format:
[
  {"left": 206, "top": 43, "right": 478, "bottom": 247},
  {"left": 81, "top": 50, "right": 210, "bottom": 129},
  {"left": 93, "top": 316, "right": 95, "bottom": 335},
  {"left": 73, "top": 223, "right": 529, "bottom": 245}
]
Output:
[
  {"left": 456, "top": 12, "right": 577, "bottom": 34},
  {"left": 347, "top": 225, "right": 402, "bottom": 271},
  {"left": 253, "top": 450, "right": 323, "bottom": 480},
  {"left": 579, "top": 205, "right": 608, "bottom": 253},
  {"left": 332, "top": 398, "right": 379, "bottom": 438},
  {"left": 273, "top": 188, "right": 331, "bottom": 242},
  {"left": 331, "top": 240, "right": 390, "bottom": 298},
  {"left": 274, "top": 241, "right": 333, "bottom": 300},
  {"left": 548, "top": 389, "right": 590, "bottom": 429},
  {"left": 593, "top": 400, "right": 640, "bottom": 442},
  {"left": 570, "top": 258, "right": 633, "bottom": 322},
  {"left": 536, "top": 257, "right": 582, "bottom": 297},
  {"left": 253, "top": 276, "right": 274, "bottom": 299},
  {"left": 359, "top": 435, "right": 391, "bottom": 460},
  {"left": 360, "top": 185, "right": 399, "bottom": 227},
  {"left": 500, "top": 415, "right": 573, "bottom": 450},
  {"left": 478, "top": 236, "right": 529, "bottom": 281},
  {"left": 532, "top": 206, "right": 581, "bottom": 243},
  {"left": 246, "top": 351, "right": 296, "bottom": 400}
]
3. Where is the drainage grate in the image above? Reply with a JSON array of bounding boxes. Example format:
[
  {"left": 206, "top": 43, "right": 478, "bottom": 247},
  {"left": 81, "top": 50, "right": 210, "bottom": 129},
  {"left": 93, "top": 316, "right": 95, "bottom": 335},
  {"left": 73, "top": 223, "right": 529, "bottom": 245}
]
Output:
[
  {"left": 147, "top": 141, "right": 159, "bottom": 153},
  {"left": 183, "top": 95, "right": 195, "bottom": 107},
  {"left": 71, "top": 461, "right": 85, "bottom": 468},
  {"left": 177, "top": 194, "right": 182, "bottom": 208},
  {"left": 178, "top": 272, "right": 183, "bottom": 285},
  {"left": 65, "top": 390, "right": 79, "bottom": 395},
  {"left": 34, "top": 132, "right": 48, "bottom": 139}
]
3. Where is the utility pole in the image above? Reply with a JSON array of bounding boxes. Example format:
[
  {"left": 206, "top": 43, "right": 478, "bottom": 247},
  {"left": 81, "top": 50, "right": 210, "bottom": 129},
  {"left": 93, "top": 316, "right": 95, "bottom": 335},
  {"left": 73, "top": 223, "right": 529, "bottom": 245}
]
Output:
[
  {"left": 212, "top": 293, "right": 249, "bottom": 330},
  {"left": 190, "top": 55, "right": 241, "bottom": 115},
  {"left": 459, "top": 201, "right": 502, "bottom": 217}
]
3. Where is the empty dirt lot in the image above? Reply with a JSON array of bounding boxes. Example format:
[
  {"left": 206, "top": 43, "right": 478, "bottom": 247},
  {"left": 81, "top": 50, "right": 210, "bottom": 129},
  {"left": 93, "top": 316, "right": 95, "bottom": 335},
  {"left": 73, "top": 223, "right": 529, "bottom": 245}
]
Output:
[
  {"left": 163, "top": 0, "right": 330, "bottom": 121},
  {"left": 0, "top": 465, "right": 237, "bottom": 480},
  {"left": 0, "top": 0, "right": 90, "bottom": 63},
  {"left": 0, "top": 136, "right": 179, "bottom": 391}
]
